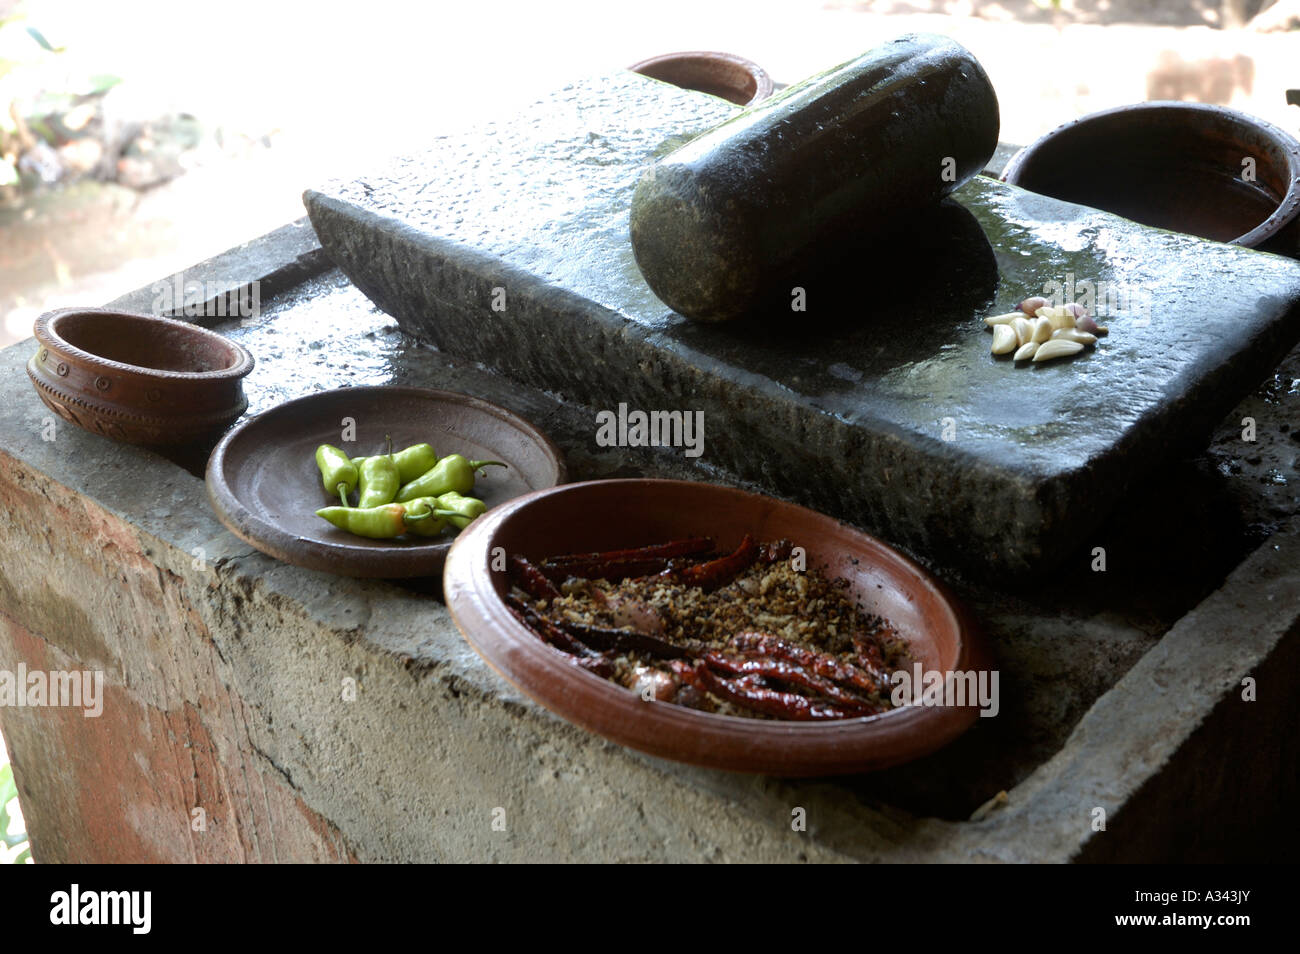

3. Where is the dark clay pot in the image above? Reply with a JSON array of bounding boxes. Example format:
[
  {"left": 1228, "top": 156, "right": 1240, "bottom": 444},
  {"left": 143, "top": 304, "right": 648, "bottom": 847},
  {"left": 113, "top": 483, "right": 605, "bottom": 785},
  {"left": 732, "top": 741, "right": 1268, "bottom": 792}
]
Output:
[{"left": 1002, "top": 102, "right": 1300, "bottom": 257}]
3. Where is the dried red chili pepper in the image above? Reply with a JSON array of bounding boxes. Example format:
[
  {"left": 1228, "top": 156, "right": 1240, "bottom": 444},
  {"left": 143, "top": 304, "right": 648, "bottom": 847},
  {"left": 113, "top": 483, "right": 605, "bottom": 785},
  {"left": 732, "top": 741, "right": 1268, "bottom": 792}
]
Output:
[
  {"left": 544, "top": 537, "right": 714, "bottom": 567},
  {"left": 508, "top": 555, "right": 561, "bottom": 601},
  {"left": 852, "top": 630, "right": 888, "bottom": 674},
  {"left": 661, "top": 534, "right": 758, "bottom": 591},
  {"left": 695, "top": 666, "right": 866, "bottom": 721},
  {"left": 539, "top": 556, "right": 673, "bottom": 583},
  {"left": 505, "top": 597, "right": 591, "bottom": 656},
  {"left": 701, "top": 650, "right": 878, "bottom": 713},
  {"left": 556, "top": 620, "right": 696, "bottom": 661},
  {"left": 728, "top": 632, "right": 888, "bottom": 693}
]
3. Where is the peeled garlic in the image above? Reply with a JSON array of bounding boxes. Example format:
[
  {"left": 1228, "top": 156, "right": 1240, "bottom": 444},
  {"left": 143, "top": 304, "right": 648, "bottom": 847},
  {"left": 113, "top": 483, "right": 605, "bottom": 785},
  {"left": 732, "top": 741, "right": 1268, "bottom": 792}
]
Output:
[
  {"left": 1013, "top": 316, "right": 1034, "bottom": 347},
  {"left": 1051, "top": 328, "right": 1098, "bottom": 346},
  {"left": 1046, "top": 307, "right": 1076, "bottom": 331},
  {"left": 992, "top": 324, "right": 1018, "bottom": 354},
  {"left": 991, "top": 295, "right": 1110, "bottom": 368},
  {"left": 1032, "top": 339, "right": 1085, "bottom": 362}
]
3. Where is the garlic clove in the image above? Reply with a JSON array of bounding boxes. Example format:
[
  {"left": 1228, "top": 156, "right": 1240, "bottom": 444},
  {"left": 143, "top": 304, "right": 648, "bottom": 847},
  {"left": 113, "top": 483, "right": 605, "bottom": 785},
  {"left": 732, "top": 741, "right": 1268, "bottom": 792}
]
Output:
[
  {"left": 1013, "top": 341, "right": 1039, "bottom": 361},
  {"left": 992, "top": 324, "right": 1018, "bottom": 354},
  {"left": 1051, "top": 328, "right": 1098, "bottom": 345},
  {"left": 1013, "top": 316, "right": 1034, "bottom": 346},
  {"left": 1032, "top": 339, "right": 1085, "bottom": 362},
  {"left": 1047, "top": 307, "right": 1076, "bottom": 331},
  {"left": 1032, "top": 317, "right": 1053, "bottom": 344},
  {"left": 984, "top": 311, "right": 1023, "bottom": 327},
  {"left": 1020, "top": 296, "right": 1049, "bottom": 316}
]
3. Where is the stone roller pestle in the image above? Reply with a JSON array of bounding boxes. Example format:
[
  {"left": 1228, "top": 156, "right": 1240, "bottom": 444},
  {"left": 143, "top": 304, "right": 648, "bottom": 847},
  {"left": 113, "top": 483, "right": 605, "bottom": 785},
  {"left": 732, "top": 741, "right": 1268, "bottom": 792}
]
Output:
[{"left": 629, "top": 34, "right": 1001, "bottom": 322}]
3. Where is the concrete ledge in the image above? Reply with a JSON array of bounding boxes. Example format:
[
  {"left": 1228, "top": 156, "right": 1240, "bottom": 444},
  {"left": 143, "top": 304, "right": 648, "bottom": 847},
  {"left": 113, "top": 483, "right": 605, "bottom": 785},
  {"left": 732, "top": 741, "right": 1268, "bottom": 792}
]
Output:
[{"left": 108, "top": 217, "right": 330, "bottom": 325}]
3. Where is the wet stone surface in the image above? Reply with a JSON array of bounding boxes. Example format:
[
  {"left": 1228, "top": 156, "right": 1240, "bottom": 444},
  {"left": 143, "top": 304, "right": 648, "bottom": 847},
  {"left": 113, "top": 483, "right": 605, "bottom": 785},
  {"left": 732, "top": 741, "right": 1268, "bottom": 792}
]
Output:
[{"left": 306, "top": 71, "right": 1300, "bottom": 580}]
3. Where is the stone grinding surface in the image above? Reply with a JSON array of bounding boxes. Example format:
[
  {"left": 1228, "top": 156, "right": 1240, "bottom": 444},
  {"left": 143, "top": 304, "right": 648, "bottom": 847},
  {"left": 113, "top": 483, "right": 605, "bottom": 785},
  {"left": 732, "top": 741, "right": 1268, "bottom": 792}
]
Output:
[{"left": 306, "top": 71, "right": 1300, "bottom": 578}]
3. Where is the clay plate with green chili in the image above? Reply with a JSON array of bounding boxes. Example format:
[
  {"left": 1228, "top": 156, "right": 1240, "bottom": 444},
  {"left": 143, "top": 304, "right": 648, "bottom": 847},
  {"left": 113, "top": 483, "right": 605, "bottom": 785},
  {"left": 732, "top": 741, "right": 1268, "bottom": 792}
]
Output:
[{"left": 205, "top": 386, "right": 565, "bottom": 578}]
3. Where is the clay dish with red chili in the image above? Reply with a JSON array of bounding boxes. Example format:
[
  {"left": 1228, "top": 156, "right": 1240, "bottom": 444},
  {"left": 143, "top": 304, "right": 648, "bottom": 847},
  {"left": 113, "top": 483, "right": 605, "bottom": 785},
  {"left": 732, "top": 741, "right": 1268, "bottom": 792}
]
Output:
[{"left": 444, "top": 479, "right": 989, "bottom": 776}]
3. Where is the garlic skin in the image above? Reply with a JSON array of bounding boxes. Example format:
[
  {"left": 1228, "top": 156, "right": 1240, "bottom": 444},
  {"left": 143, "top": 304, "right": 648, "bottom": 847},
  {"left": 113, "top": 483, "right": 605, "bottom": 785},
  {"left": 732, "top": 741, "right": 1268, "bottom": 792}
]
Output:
[{"left": 1076, "top": 314, "right": 1108, "bottom": 336}]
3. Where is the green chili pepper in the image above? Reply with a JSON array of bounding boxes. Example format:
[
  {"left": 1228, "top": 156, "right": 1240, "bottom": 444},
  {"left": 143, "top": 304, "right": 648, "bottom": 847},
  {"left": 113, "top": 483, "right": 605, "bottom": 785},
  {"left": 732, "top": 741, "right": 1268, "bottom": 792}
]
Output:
[
  {"left": 353, "top": 443, "right": 438, "bottom": 484},
  {"left": 315, "top": 444, "right": 358, "bottom": 508},
  {"left": 357, "top": 437, "right": 401, "bottom": 508},
  {"left": 392, "top": 443, "right": 438, "bottom": 483},
  {"left": 400, "top": 497, "right": 465, "bottom": 537},
  {"left": 435, "top": 492, "right": 487, "bottom": 530},
  {"left": 316, "top": 503, "right": 435, "bottom": 539},
  {"left": 396, "top": 454, "right": 506, "bottom": 503}
]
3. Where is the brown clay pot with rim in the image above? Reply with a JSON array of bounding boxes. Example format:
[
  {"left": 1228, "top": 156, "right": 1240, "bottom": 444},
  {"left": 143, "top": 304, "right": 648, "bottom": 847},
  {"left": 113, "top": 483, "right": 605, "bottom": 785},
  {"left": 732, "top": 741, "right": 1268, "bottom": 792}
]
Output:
[
  {"left": 628, "top": 51, "right": 774, "bottom": 107},
  {"left": 27, "top": 307, "right": 254, "bottom": 447},
  {"left": 1001, "top": 101, "right": 1300, "bottom": 257}
]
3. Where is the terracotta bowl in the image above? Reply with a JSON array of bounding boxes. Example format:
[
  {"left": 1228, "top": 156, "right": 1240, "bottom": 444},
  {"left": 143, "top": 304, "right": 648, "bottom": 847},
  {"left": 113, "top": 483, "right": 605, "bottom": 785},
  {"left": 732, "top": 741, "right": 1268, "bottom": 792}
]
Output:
[
  {"left": 1002, "top": 102, "right": 1300, "bottom": 256},
  {"left": 628, "top": 51, "right": 774, "bottom": 107},
  {"left": 27, "top": 307, "right": 254, "bottom": 447},
  {"left": 443, "top": 479, "right": 989, "bottom": 776}
]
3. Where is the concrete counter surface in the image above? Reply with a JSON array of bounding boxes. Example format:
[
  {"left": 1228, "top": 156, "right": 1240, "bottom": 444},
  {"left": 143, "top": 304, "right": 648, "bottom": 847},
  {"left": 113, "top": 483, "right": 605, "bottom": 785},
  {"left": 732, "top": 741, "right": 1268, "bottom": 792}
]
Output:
[{"left": 0, "top": 225, "right": 1297, "bottom": 861}]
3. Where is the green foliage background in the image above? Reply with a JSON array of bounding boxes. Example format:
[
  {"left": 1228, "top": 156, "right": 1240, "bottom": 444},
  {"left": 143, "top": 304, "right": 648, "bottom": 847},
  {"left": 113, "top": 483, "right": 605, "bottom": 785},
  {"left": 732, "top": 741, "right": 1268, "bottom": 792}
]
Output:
[{"left": 0, "top": 756, "right": 31, "bottom": 864}]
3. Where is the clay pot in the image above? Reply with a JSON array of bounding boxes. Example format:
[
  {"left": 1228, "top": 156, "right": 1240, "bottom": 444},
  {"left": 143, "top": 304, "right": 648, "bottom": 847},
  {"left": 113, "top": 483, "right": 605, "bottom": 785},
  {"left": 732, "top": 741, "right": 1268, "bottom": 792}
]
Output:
[
  {"left": 628, "top": 51, "right": 774, "bottom": 107},
  {"left": 27, "top": 307, "right": 254, "bottom": 447},
  {"left": 443, "top": 478, "right": 989, "bottom": 776},
  {"left": 1002, "top": 102, "right": 1300, "bottom": 256}
]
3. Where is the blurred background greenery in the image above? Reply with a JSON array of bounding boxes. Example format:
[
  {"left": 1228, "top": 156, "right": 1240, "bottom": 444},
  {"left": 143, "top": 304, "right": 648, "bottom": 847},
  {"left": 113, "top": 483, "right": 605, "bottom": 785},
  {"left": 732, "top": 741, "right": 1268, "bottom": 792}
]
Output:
[{"left": 1, "top": 736, "right": 31, "bottom": 864}]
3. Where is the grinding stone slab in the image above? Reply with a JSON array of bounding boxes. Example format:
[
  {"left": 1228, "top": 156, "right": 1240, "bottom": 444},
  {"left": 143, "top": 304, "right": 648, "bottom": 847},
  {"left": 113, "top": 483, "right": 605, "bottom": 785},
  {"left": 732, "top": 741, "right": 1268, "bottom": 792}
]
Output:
[{"left": 304, "top": 70, "right": 1300, "bottom": 578}]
